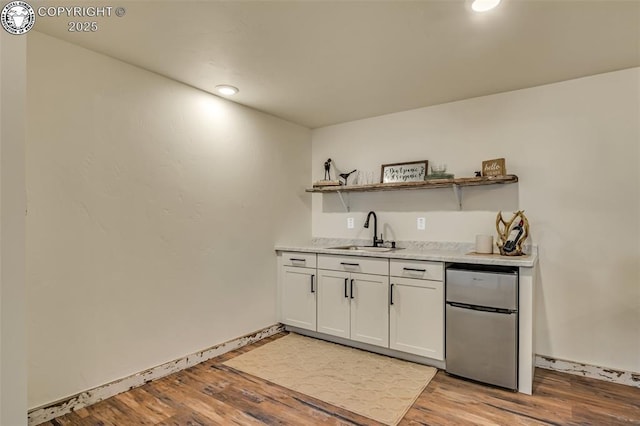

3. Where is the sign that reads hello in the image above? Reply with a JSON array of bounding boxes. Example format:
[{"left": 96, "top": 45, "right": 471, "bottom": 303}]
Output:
[{"left": 482, "top": 158, "right": 506, "bottom": 177}]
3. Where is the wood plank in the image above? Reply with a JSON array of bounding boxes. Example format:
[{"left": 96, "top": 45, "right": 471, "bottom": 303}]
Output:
[
  {"left": 39, "top": 411, "right": 86, "bottom": 426},
  {"left": 82, "top": 398, "right": 133, "bottom": 426},
  {"left": 155, "top": 411, "right": 219, "bottom": 426},
  {"left": 113, "top": 388, "right": 175, "bottom": 423},
  {"left": 144, "top": 373, "right": 268, "bottom": 425},
  {"left": 305, "top": 175, "right": 518, "bottom": 193},
  {"left": 45, "top": 332, "right": 640, "bottom": 426}
]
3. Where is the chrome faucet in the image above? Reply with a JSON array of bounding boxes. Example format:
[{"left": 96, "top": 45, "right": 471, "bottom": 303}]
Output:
[{"left": 364, "top": 211, "right": 384, "bottom": 247}]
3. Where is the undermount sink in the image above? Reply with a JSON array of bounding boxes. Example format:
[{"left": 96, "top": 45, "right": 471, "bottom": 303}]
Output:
[{"left": 327, "top": 245, "right": 404, "bottom": 253}]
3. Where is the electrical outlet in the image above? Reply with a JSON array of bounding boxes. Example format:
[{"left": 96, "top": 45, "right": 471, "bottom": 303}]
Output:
[
  {"left": 417, "top": 217, "right": 426, "bottom": 230},
  {"left": 347, "top": 217, "right": 354, "bottom": 229}
]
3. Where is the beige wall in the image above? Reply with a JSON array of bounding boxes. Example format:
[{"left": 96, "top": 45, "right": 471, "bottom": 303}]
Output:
[
  {"left": 1, "top": 32, "right": 28, "bottom": 425},
  {"left": 312, "top": 68, "right": 640, "bottom": 373},
  {"left": 27, "top": 32, "right": 311, "bottom": 408}
]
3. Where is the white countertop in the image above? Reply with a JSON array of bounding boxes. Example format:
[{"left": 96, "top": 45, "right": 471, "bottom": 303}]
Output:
[{"left": 275, "top": 239, "right": 537, "bottom": 268}]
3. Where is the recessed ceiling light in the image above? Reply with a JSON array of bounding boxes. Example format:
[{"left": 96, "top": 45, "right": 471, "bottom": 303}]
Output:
[
  {"left": 471, "top": 0, "right": 501, "bottom": 12},
  {"left": 215, "top": 85, "right": 239, "bottom": 96}
]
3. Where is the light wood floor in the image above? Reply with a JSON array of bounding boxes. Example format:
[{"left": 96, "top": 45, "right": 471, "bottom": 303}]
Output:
[{"left": 44, "top": 332, "right": 640, "bottom": 425}]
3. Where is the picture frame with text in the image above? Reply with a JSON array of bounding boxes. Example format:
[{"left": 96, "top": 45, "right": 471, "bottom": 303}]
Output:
[{"left": 381, "top": 160, "right": 428, "bottom": 183}]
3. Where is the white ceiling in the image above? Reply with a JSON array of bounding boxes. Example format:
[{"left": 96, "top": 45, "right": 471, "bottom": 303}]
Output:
[{"left": 33, "top": 0, "right": 640, "bottom": 128}]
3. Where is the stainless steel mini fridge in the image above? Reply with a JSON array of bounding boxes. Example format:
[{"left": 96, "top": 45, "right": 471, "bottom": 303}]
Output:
[{"left": 445, "top": 264, "right": 518, "bottom": 390}]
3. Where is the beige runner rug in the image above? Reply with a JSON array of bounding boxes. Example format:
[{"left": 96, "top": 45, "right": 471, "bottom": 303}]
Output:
[{"left": 223, "top": 333, "right": 437, "bottom": 425}]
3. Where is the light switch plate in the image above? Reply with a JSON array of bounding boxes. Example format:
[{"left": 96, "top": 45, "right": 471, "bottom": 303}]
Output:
[
  {"left": 417, "top": 217, "right": 426, "bottom": 230},
  {"left": 347, "top": 217, "right": 354, "bottom": 229}
]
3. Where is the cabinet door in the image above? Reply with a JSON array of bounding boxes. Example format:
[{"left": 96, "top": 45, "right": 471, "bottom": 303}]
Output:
[
  {"left": 389, "top": 277, "right": 444, "bottom": 359},
  {"left": 317, "top": 270, "right": 351, "bottom": 339},
  {"left": 350, "top": 272, "right": 389, "bottom": 348},
  {"left": 281, "top": 266, "right": 317, "bottom": 331}
]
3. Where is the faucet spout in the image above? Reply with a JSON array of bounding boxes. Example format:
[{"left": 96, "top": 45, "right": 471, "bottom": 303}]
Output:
[{"left": 364, "top": 211, "right": 383, "bottom": 247}]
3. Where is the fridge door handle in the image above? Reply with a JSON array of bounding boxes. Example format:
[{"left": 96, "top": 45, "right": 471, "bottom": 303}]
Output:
[{"left": 448, "top": 302, "right": 516, "bottom": 314}]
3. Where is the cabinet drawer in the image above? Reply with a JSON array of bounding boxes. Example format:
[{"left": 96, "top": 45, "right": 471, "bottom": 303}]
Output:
[
  {"left": 390, "top": 259, "right": 443, "bottom": 281},
  {"left": 282, "top": 252, "right": 317, "bottom": 268},
  {"left": 318, "top": 255, "right": 388, "bottom": 276},
  {"left": 390, "top": 276, "right": 444, "bottom": 290}
]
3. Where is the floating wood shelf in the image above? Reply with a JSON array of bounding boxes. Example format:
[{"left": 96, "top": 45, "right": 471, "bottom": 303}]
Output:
[{"left": 306, "top": 175, "right": 518, "bottom": 193}]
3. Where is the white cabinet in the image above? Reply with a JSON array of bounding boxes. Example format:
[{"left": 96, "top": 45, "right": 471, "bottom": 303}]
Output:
[
  {"left": 317, "top": 255, "right": 389, "bottom": 348},
  {"left": 350, "top": 272, "right": 389, "bottom": 347},
  {"left": 280, "top": 252, "right": 317, "bottom": 331},
  {"left": 317, "top": 270, "right": 350, "bottom": 338},
  {"left": 389, "top": 260, "right": 444, "bottom": 360},
  {"left": 279, "top": 252, "right": 443, "bottom": 359}
]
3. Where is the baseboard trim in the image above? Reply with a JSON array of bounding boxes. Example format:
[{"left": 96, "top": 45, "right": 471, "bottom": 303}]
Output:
[
  {"left": 535, "top": 355, "right": 640, "bottom": 388},
  {"left": 28, "top": 323, "right": 285, "bottom": 426}
]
